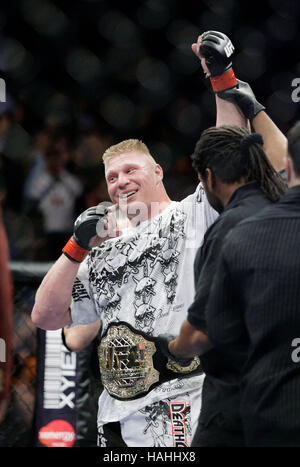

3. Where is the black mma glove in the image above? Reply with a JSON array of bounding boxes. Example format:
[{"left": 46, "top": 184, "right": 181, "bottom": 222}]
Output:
[
  {"left": 62, "top": 204, "right": 109, "bottom": 263},
  {"left": 217, "top": 79, "right": 266, "bottom": 121},
  {"left": 200, "top": 30, "right": 237, "bottom": 92},
  {"left": 156, "top": 333, "right": 196, "bottom": 367}
]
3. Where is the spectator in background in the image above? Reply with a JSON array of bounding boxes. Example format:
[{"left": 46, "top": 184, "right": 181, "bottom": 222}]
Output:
[
  {"left": 75, "top": 126, "right": 112, "bottom": 165},
  {"left": 0, "top": 104, "right": 31, "bottom": 212},
  {"left": 24, "top": 145, "right": 83, "bottom": 261},
  {"left": 73, "top": 126, "right": 112, "bottom": 212},
  {"left": 74, "top": 126, "right": 113, "bottom": 180},
  {"left": 164, "top": 154, "right": 198, "bottom": 201},
  {"left": 76, "top": 169, "right": 110, "bottom": 214},
  {"left": 23, "top": 129, "right": 53, "bottom": 200}
]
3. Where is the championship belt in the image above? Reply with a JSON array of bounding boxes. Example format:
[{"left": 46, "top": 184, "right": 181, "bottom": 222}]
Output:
[{"left": 98, "top": 322, "right": 202, "bottom": 401}]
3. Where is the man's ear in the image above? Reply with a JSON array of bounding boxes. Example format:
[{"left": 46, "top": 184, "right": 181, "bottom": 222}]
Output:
[{"left": 155, "top": 164, "right": 163, "bottom": 182}]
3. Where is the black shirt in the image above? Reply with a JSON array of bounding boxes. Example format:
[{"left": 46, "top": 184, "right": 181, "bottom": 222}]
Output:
[
  {"left": 207, "top": 185, "right": 300, "bottom": 446},
  {"left": 187, "top": 181, "right": 275, "bottom": 430}
]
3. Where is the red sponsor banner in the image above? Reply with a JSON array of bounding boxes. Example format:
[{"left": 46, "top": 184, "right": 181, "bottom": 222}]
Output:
[{"left": 38, "top": 419, "right": 76, "bottom": 447}]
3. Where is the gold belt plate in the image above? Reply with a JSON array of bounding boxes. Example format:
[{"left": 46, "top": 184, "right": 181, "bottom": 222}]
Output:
[{"left": 98, "top": 323, "right": 159, "bottom": 400}]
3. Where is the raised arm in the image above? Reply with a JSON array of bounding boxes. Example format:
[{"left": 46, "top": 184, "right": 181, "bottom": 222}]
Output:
[
  {"left": 215, "top": 95, "right": 247, "bottom": 127},
  {"left": 192, "top": 31, "right": 248, "bottom": 128},
  {"left": 196, "top": 30, "right": 287, "bottom": 172},
  {"left": 217, "top": 80, "right": 287, "bottom": 172},
  {"left": 156, "top": 31, "right": 250, "bottom": 362},
  {"left": 251, "top": 111, "right": 286, "bottom": 172}
]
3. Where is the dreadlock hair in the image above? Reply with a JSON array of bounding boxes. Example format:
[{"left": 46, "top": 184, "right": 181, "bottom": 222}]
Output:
[
  {"left": 287, "top": 120, "right": 300, "bottom": 178},
  {"left": 191, "top": 125, "right": 286, "bottom": 202}
]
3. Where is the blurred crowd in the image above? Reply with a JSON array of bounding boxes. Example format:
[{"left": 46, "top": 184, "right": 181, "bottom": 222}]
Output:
[{"left": 1, "top": 1, "right": 300, "bottom": 263}]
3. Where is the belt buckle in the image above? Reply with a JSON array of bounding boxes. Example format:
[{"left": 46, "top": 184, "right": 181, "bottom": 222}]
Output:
[{"left": 98, "top": 323, "right": 159, "bottom": 400}]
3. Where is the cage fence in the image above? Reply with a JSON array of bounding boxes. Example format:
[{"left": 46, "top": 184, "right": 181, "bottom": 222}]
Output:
[
  {"left": 0, "top": 262, "right": 52, "bottom": 447},
  {"left": 0, "top": 261, "right": 101, "bottom": 448}
]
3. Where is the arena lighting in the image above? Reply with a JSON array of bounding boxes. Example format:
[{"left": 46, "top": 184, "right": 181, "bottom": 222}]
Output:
[
  {"left": 266, "top": 13, "right": 297, "bottom": 42},
  {"left": 136, "top": 58, "right": 170, "bottom": 92},
  {"left": 99, "top": 93, "right": 137, "bottom": 130},
  {"left": 202, "top": 0, "right": 236, "bottom": 15},
  {"left": 176, "top": 103, "right": 203, "bottom": 135},
  {"left": 20, "top": 0, "right": 68, "bottom": 37},
  {"left": 66, "top": 47, "right": 103, "bottom": 84},
  {"left": 267, "top": 91, "right": 297, "bottom": 123},
  {"left": 234, "top": 27, "right": 266, "bottom": 50},
  {"left": 271, "top": 71, "right": 296, "bottom": 92},
  {"left": 97, "top": 10, "right": 138, "bottom": 46},
  {"left": 137, "top": 0, "right": 170, "bottom": 30},
  {"left": 234, "top": 48, "right": 266, "bottom": 82},
  {"left": 168, "top": 48, "right": 201, "bottom": 75},
  {"left": 166, "top": 20, "right": 199, "bottom": 47},
  {"left": 198, "top": 9, "right": 233, "bottom": 33}
]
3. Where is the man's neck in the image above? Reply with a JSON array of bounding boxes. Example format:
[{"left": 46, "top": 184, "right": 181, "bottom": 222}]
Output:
[{"left": 220, "top": 181, "right": 246, "bottom": 208}]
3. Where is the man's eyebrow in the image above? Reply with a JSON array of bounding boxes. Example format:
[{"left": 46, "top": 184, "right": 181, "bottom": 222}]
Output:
[
  {"left": 123, "top": 162, "right": 139, "bottom": 168},
  {"left": 106, "top": 163, "right": 141, "bottom": 177}
]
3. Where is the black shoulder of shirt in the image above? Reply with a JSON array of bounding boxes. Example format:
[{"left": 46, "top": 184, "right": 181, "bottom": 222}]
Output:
[
  {"left": 202, "top": 183, "right": 272, "bottom": 246},
  {"left": 229, "top": 185, "right": 300, "bottom": 232}
]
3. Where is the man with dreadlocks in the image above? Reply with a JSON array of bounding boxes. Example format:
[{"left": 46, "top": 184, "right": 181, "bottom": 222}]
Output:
[
  {"left": 206, "top": 121, "right": 300, "bottom": 446},
  {"left": 157, "top": 33, "right": 287, "bottom": 446}
]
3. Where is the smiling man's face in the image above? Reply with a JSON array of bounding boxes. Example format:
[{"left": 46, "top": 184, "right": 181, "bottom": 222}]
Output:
[{"left": 105, "top": 151, "right": 163, "bottom": 220}]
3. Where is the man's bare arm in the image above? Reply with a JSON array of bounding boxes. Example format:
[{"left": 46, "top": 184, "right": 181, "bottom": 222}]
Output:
[
  {"left": 252, "top": 111, "right": 286, "bottom": 172},
  {"left": 164, "top": 31, "right": 247, "bottom": 357},
  {"left": 63, "top": 321, "right": 101, "bottom": 352},
  {"left": 31, "top": 255, "right": 78, "bottom": 330},
  {"left": 192, "top": 33, "right": 248, "bottom": 129},
  {"left": 198, "top": 30, "right": 287, "bottom": 169},
  {"left": 215, "top": 94, "right": 247, "bottom": 128},
  {"left": 217, "top": 80, "right": 287, "bottom": 172}
]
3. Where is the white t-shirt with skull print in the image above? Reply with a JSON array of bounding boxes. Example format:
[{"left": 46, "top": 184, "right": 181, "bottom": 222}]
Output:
[{"left": 70, "top": 184, "right": 218, "bottom": 424}]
